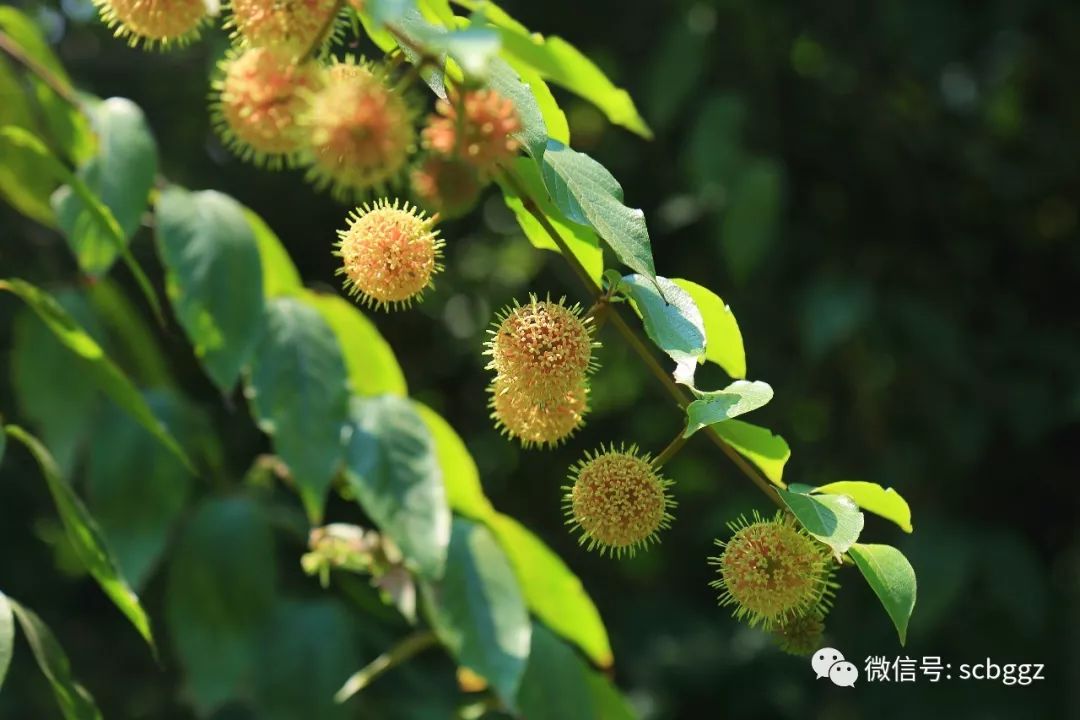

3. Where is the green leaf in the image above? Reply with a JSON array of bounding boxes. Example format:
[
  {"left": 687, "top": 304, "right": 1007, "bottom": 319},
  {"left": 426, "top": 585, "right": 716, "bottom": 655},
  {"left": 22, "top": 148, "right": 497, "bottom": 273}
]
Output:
[
  {"left": 4, "top": 426, "right": 155, "bottom": 649},
  {"left": 344, "top": 395, "right": 451, "bottom": 579},
  {"left": 0, "top": 278, "right": 191, "bottom": 470},
  {"left": 513, "top": 63, "right": 569, "bottom": 145},
  {"left": 253, "top": 600, "right": 359, "bottom": 720},
  {"left": 814, "top": 481, "right": 913, "bottom": 533},
  {"left": 85, "top": 279, "right": 174, "bottom": 388},
  {"left": 8, "top": 599, "right": 102, "bottom": 720},
  {"left": 0, "top": 74, "right": 56, "bottom": 224},
  {"left": 671, "top": 278, "right": 745, "bottom": 379},
  {"left": 84, "top": 391, "right": 198, "bottom": 588},
  {"left": 422, "top": 517, "right": 531, "bottom": 709},
  {"left": 848, "top": 543, "right": 917, "bottom": 645},
  {"left": 684, "top": 380, "right": 774, "bottom": 437},
  {"left": 0, "top": 590, "right": 12, "bottom": 690},
  {"left": 498, "top": 158, "right": 603, "bottom": 285},
  {"left": 621, "top": 274, "right": 704, "bottom": 384},
  {"left": 711, "top": 420, "right": 790, "bottom": 487},
  {"left": 492, "top": 28, "right": 651, "bottom": 139},
  {"left": 155, "top": 187, "right": 265, "bottom": 392},
  {"left": 0, "top": 421, "right": 5, "bottom": 467},
  {"left": 777, "top": 487, "right": 864, "bottom": 558},
  {"left": 719, "top": 158, "right": 784, "bottom": 283},
  {"left": 166, "top": 497, "right": 276, "bottom": 714},
  {"left": 244, "top": 207, "right": 303, "bottom": 298},
  {"left": 246, "top": 296, "right": 350, "bottom": 523},
  {"left": 0, "top": 126, "right": 164, "bottom": 322},
  {"left": 304, "top": 291, "right": 408, "bottom": 397},
  {"left": 517, "top": 622, "right": 634, "bottom": 720},
  {"left": 542, "top": 141, "right": 656, "bottom": 281},
  {"left": 489, "top": 513, "right": 611, "bottom": 668},
  {"left": 488, "top": 57, "right": 549, "bottom": 159},
  {"left": 413, "top": 402, "right": 495, "bottom": 521},
  {"left": 54, "top": 97, "right": 156, "bottom": 276}
]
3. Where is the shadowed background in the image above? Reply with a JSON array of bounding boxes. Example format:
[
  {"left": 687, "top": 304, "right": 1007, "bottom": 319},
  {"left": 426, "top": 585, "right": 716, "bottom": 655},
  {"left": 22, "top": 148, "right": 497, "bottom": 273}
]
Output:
[{"left": 1, "top": 0, "right": 1078, "bottom": 718}]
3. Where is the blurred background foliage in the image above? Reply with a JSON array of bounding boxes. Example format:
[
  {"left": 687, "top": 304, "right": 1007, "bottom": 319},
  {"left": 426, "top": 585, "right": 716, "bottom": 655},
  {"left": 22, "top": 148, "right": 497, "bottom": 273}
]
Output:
[{"left": 1, "top": 0, "right": 1078, "bottom": 718}]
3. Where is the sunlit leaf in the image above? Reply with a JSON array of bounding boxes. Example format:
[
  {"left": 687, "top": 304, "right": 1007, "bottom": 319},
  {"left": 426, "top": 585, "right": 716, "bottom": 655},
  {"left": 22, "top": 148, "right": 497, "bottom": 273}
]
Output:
[
  {"left": 672, "top": 278, "right": 745, "bottom": 379},
  {"left": 344, "top": 396, "right": 451, "bottom": 579},
  {"left": 814, "top": 481, "right": 913, "bottom": 533},
  {"left": 54, "top": 98, "right": 156, "bottom": 276},
  {"left": 304, "top": 291, "right": 408, "bottom": 397},
  {"left": 711, "top": 420, "right": 790, "bottom": 488},
  {"left": 4, "top": 426, "right": 155, "bottom": 649},
  {"left": 0, "top": 278, "right": 191, "bottom": 469},
  {"left": 244, "top": 207, "right": 303, "bottom": 298},
  {"left": 621, "top": 274, "right": 704, "bottom": 383},
  {"left": 777, "top": 486, "right": 864, "bottom": 558},
  {"left": 156, "top": 187, "right": 265, "bottom": 392},
  {"left": 8, "top": 598, "right": 102, "bottom": 720},
  {"left": 683, "top": 380, "right": 773, "bottom": 437},
  {"left": 421, "top": 517, "right": 531, "bottom": 710},
  {"left": 0, "top": 590, "right": 12, "bottom": 690},
  {"left": 413, "top": 402, "right": 495, "bottom": 521},
  {"left": 245, "top": 297, "right": 350, "bottom": 523},
  {"left": 489, "top": 513, "right": 612, "bottom": 667},
  {"left": 848, "top": 543, "right": 917, "bottom": 645}
]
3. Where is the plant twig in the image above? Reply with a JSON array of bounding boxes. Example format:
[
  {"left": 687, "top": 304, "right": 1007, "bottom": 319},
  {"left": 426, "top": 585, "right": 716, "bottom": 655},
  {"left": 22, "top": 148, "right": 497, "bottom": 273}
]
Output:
[
  {"left": 652, "top": 431, "right": 689, "bottom": 469},
  {"left": 335, "top": 630, "right": 439, "bottom": 703},
  {"left": 0, "top": 31, "right": 82, "bottom": 109},
  {"left": 501, "top": 168, "right": 782, "bottom": 507}
]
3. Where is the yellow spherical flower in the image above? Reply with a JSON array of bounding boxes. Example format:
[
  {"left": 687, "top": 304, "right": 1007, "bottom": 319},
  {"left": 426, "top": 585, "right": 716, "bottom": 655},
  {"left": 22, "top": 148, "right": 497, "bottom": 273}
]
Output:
[
  {"left": 228, "top": 0, "right": 342, "bottom": 55},
  {"left": 564, "top": 444, "right": 675, "bottom": 557},
  {"left": 410, "top": 155, "right": 483, "bottom": 220},
  {"left": 335, "top": 199, "right": 443, "bottom": 310},
  {"left": 489, "top": 378, "right": 588, "bottom": 449},
  {"left": 302, "top": 61, "right": 416, "bottom": 199},
  {"left": 211, "top": 48, "right": 318, "bottom": 167},
  {"left": 709, "top": 512, "right": 836, "bottom": 630},
  {"left": 484, "top": 296, "right": 597, "bottom": 404},
  {"left": 422, "top": 89, "right": 521, "bottom": 176},
  {"left": 772, "top": 611, "right": 826, "bottom": 657},
  {"left": 94, "top": 0, "right": 207, "bottom": 48}
]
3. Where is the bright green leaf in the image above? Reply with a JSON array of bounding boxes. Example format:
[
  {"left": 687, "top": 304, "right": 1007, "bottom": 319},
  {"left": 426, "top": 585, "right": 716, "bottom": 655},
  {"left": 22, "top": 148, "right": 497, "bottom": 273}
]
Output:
[
  {"left": 422, "top": 517, "right": 531, "bottom": 710},
  {"left": 413, "top": 402, "right": 495, "bottom": 521},
  {"left": 304, "top": 291, "right": 408, "bottom": 397},
  {"left": 85, "top": 280, "right": 174, "bottom": 388},
  {"left": 684, "top": 380, "right": 774, "bottom": 437},
  {"left": 84, "top": 392, "right": 198, "bottom": 588},
  {"left": 244, "top": 207, "right": 303, "bottom": 298},
  {"left": 0, "top": 64, "right": 59, "bottom": 224},
  {"left": 542, "top": 141, "right": 656, "bottom": 281},
  {"left": 344, "top": 396, "right": 451, "bottom": 579},
  {"left": 672, "top": 278, "right": 746, "bottom": 379},
  {"left": 498, "top": 158, "right": 603, "bottom": 285},
  {"left": 489, "top": 513, "right": 611, "bottom": 668},
  {"left": 0, "top": 590, "right": 12, "bottom": 690},
  {"left": 777, "top": 486, "right": 864, "bottom": 558},
  {"left": 8, "top": 599, "right": 102, "bottom": 720},
  {"left": 848, "top": 543, "right": 917, "bottom": 645},
  {"left": 513, "top": 63, "right": 569, "bottom": 145},
  {"left": 0, "top": 278, "right": 191, "bottom": 470},
  {"left": 245, "top": 297, "right": 350, "bottom": 523},
  {"left": 54, "top": 97, "right": 157, "bottom": 276},
  {"left": 166, "top": 497, "right": 277, "bottom": 714},
  {"left": 814, "top": 481, "right": 913, "bottom": 533},
  {"left": 712, "top": 420, "right": 790, "bottom": 487},
  {"left": 4, "top": 426, "right": 155, "bottom": 649},
  {"left": 0, "top": 127, "right": 163, "bottom": 322},
  {"left": 156, "top": 187, "right": 265, "bottom": 392},
  {"left": 621, "top": 274, "right": 704, "bottom": 384},
  {"left": 488, "top": 57, "right": 548, "bottom": 159}
]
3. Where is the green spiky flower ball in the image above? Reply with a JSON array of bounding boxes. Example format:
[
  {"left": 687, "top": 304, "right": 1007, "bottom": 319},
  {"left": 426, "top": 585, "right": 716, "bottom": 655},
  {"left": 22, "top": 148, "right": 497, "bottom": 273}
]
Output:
[
  {"left": 772, "top": 610, "right": 826, "bottom": 656},
  {"left": 709, "top": 512, "right": 836, "bottom": 629},
  {"left": 564, "top": 444, "right": 675, "bottom": 557}
]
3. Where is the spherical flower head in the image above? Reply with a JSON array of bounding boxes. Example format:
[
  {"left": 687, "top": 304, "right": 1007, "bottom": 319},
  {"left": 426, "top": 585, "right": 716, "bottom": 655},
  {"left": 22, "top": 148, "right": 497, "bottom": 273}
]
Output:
[
  {"left": 94, "top": 0, "right": 207, "bottom": 48},
  {"left": 484, "top": 296, "right": 597, "bottom": 404},
  {"left": 302, "top": 61, "right": 417, "bottom": 199},
  {"left": 410, "top": 155, "right": 483, "bottom": 220},
  {"left": 709, "top": 512, "right": 836, "bottom": 629},
  {"left": 563, "top": 444, "right": 675, "bottom": 557},
  {"left": 489, "top": 378, "right": 588, "bottom": 449},
  {"left": 422, "top": 89, "right": 521, "bottom": 176},
  {"left": 228, "top": 0, "right": 341, "bottom": 55},
  {"left": 212, "top": 48, "right": 318, "bottom": 167},
  {"left": 335, "top": 199, "right": 444, "bottom": 310},
  {"left": 772, "top": 611, "right": 826, "bottom": 657}
]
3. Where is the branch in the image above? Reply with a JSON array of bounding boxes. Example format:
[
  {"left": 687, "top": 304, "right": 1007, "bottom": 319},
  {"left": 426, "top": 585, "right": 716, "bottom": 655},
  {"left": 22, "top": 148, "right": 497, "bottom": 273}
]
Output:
[
  {"left": 0, "top": 32, "right": 82, "bottom": 109},
  {"left": 501, "top": 168, "right": 782, "bottom": 507},
  {"left": 334, "top": 630, "right": 439, "bottom": 703}
]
